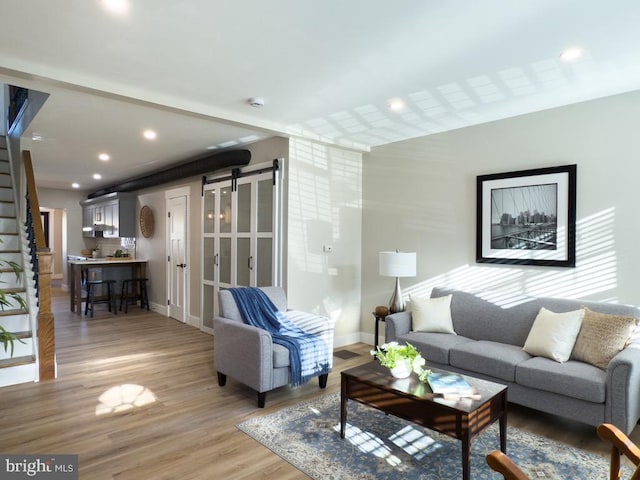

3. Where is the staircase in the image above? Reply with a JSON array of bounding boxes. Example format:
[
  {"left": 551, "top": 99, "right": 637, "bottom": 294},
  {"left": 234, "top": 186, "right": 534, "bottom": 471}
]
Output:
[{"left": 0, "top": 135, "right": 39, "bottom": 386}]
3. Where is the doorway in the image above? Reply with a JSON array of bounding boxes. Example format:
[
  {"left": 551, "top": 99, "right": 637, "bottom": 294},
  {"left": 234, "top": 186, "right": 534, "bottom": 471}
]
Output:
[
  {"left": 166, "top": 186, "right": 190, "bottom": 323},
  {"left": 39, "top": 206, "right": 65, "bottom": 281}
]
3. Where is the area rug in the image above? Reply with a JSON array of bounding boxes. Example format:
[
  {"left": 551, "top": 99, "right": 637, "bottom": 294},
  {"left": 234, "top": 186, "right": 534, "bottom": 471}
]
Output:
[{"left": 237, "top": 393, "right": 631, "bottom": 480}]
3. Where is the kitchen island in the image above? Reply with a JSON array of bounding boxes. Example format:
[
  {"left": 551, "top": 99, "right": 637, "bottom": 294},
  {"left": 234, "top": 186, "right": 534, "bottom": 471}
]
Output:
[{"left": 68, "top": 258, "right": 148, "bottom": 314}]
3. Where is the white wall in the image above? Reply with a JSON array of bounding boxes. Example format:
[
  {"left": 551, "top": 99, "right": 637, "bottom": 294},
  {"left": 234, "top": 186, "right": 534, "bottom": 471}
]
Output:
[
  {"left": 287, "top": 138, "right": 363, "bottom": 347},
  {"left": 362, "top": 89, "right": 640, "bottom": 342},
  {"left": 135, "top": 187, "right": 170, "bottom": 312},
  {"left": 37, "top": 187, "right": 90, "bottom": 288}
]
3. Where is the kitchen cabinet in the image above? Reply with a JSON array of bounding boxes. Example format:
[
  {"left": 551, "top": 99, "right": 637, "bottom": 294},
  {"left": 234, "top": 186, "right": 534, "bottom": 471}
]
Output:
[
  {"left": 102, "top": 201, "right": 116, "bottom": 237},
  {"left": 82, "top": 205, "right": 95, "bottom": 236},
  {"left": 80, "top": 192, "right": 136, "bottom": 238}
]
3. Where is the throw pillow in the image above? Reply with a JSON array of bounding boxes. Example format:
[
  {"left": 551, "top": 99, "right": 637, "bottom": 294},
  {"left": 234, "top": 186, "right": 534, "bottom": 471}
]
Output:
[
  {"left": 571, "top": 307, "right": 638, "bottom": 369},
  {"left": 523, "top": 307, "right": 585, "bottom": 362},
  {"left": 410, "top": 294, "right": 456, "bottom": 334}
]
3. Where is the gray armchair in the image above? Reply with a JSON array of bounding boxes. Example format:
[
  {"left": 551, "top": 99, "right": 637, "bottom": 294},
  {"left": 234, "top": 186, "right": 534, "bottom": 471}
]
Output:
[{"left": 213, "top": 286, "right": 335, "bottom": 407}]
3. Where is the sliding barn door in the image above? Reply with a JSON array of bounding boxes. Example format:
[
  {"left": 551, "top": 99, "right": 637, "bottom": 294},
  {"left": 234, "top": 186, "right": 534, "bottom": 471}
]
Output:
[{"left": 201, "top": 167, "right": 280, "bottom": 333}]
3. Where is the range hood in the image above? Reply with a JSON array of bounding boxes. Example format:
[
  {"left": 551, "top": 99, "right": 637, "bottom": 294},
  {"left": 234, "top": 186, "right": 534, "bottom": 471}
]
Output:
[{"left": 82, "top": 225, "right": 105, "bottom": 237}]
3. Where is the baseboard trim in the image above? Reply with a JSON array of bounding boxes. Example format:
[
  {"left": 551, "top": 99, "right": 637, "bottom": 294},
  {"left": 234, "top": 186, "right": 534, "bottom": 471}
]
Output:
[
  {"left": 187, "top": 314, "right": 200, "bottom": 329},
  {"left": 149, "top": 302, "right": 167, "bottom": 316},
  {"left": 334, "top": 332, "right": 363, "bottom": 348}
]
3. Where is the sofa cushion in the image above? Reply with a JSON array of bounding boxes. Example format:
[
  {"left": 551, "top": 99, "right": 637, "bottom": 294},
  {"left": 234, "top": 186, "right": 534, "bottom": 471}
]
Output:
[
  {"left": 431, "top": 286, "right": 640, "bottom": 347},
  {"left": 397, "top": 332, "right": 474, "bottom": 365},
  {"left": 516, "top": 356, "right": 606, "bottom": 403},
  {"left": 523, "top": 307, "right": 584, "bottom": 362},
  {"left": 571, "top": 307, "right": 637, "bottom": 369},
  {"left": 269, "top": 309, "right": 333, "bottom": 369},
  {"left": 410, "top": 294, "right": 455, "bottom": 334},
  {"left": 285, "top": 310, "right": 335, "bottom": 370},
  {"left": 431, "top": 287, "right": 540, "bottom": 346},
  {"left": 273, "top": 344, "right": 290, "bottom": 368},
  {"left": 449, "top": 340, "right": 531, "bottom": 382}
]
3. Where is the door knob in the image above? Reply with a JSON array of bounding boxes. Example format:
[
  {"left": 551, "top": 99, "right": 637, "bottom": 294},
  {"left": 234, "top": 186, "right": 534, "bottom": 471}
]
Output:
[{"left": 176, "top": 263, "right": 186, "bottom": 268}]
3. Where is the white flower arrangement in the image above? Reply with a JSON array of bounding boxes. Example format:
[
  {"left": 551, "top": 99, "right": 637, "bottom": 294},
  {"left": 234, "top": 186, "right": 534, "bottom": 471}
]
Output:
[{"left": 370, "top": 341, "right": 431, "bottom": 382}]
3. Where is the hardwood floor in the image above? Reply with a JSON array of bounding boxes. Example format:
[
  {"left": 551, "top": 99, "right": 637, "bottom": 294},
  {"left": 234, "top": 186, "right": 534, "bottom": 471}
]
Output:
[{"left": 1, "top": 287, "right": 638, "bottom": 479}]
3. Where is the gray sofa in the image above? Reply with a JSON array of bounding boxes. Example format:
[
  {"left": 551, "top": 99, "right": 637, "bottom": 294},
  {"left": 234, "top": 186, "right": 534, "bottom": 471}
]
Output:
[
  {"left": 213, "top": 287, "right": 335, "bottom": 407},
  {"left": 385, "top": 286, "right": 640, "bottom": 434}
]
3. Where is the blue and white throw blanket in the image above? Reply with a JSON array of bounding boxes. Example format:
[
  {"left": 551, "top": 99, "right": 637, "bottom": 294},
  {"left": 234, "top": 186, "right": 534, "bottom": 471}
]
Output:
[{"left": 229, "top": 287, "right": 331, "bottom": 387}]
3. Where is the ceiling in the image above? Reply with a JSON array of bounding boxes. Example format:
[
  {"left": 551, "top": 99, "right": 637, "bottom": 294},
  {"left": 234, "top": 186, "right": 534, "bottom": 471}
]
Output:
[{"left": 1, "top": 1, "right": 640, "bottom": 191}]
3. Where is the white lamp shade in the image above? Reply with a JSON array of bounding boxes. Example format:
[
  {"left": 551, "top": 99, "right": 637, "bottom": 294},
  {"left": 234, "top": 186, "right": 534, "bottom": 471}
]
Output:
[{"left": 379, "top": 251, "right": 416, "bottom": 277}]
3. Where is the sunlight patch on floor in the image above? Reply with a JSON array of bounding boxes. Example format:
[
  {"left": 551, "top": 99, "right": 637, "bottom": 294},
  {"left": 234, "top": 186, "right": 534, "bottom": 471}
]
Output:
[
  {"left": 389, "top": 425, "right": 438, "bottom": 460},
  {"left": 332, "top": 421, "right": 443, "bottom": 467},
  {"left": 95, "top": 383, "right": 157, "bottom": 416}
]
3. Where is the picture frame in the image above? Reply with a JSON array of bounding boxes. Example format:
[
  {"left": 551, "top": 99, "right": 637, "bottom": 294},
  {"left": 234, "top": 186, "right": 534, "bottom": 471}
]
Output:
[{"left": 476, "top": 164, "right": 576, "bottom": 267}]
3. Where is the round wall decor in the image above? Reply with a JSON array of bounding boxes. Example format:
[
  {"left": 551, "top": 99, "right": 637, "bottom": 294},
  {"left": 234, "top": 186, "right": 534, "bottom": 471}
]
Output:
[{"left": 140, "top": 205, "right": 154, "bottom": 238}]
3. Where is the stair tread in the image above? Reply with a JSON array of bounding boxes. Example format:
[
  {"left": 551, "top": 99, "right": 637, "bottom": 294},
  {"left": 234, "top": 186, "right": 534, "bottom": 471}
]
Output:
[
  {"left": 0, "top": 308, "right": 29, "bottom": 316},
  {"left": 0, "top": 355, "right": 35, "bottom": 368},
  {"left": 0, "top": 287, "right": 26, "bottom": 293}
]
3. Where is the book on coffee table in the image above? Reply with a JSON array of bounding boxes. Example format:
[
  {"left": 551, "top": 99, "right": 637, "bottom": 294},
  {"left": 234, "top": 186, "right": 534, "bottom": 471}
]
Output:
[{"left": 427, "top": 372, "right": 475, "bottom": 396}]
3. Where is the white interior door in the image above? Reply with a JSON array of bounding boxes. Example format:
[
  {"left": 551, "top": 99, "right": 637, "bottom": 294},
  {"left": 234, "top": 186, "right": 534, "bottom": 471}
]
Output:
[{"left": 167, "top": 191, "right": 188, "bottom": 322}]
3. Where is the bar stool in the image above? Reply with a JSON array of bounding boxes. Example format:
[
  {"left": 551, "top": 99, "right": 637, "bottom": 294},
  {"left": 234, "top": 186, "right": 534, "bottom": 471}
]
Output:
[
  {"left": 120, "top": 278, "right": 150, "bottom": 313},
  {"left": 85, "top": 279, "right": 117, "bottom": 317}
]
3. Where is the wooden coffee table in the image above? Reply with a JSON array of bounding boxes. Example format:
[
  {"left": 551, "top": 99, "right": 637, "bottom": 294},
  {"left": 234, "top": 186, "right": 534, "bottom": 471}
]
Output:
[{"left": 340, "top": 362, "right": 507, "bottom": 480}]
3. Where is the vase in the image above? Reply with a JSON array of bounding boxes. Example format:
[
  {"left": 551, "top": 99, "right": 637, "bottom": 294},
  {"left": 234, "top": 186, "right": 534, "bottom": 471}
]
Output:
[{"left": 389, "top": 359, "right": 412, "bottom": 379}]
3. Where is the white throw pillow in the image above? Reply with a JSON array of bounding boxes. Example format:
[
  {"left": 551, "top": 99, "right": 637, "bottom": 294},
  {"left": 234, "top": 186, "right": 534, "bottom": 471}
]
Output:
[
  {"left": 410, "top": 294, "right": 456, "bottom": 334},
  {"left": 523, "top": 307, "right": 585, "bottom": 362}
]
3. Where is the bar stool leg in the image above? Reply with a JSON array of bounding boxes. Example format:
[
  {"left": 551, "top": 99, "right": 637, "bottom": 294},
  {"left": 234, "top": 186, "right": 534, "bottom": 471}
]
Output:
[
  {"left": 106, "top": 282, "right": 116, "bottom": 314},
  {"left": 140, "top": 279, "right": 149, "bottom": 310},
  {"left": 120, "top": 281, "right": 126, "bottom": 312},
  {"left": 84, "top": 283, "right": 91, "bottom": 316},
  {"left": 90, "top": 284, "right": 95, "bottom": 317},
  {"left": 124, "top": 280, "right": 131, "bottom": 314},
  {"left": 86, "top": 283, "right": 95, "bottom": 318}
]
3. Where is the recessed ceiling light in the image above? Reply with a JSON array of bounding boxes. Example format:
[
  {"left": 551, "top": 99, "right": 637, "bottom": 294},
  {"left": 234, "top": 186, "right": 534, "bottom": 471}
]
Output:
[
  {"left": 560, "top": 47, "right": 583, "bottom": 62},
  {"left": 31, "top": 134, "right": 43, "bottom": 141},
  {"left": 98, "top": 153, "right": 110, "bottom": 161},
  {"left": 93, "top": 173, "right": 102, "bottom": 180},
  {"left": 388, "top": 98, "right": 406, "bottom": 112},
  {"left": 72, "top": 183, "right": 80, "bottom": 189},
  {"left": 248, "top": 97, "right": 265, "bottom": 108},
  {"left": 143, "top": 129, "right": 157, "bottom": 140},
  {"left": 101, "top": 0, "right": 129, "bottom": 15}
]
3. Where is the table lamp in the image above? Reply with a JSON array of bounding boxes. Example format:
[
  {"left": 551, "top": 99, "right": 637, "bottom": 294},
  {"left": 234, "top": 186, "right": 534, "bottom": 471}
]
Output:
[{"left": 379, "top": 251, "right": 416, "bottom": 313}]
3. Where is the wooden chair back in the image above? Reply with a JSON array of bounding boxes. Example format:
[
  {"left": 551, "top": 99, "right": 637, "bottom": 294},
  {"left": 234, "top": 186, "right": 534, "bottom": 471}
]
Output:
[
  {"left": 486, "top": 450, "right": 530, "bottom": 480},
  {"left": 596, "top": 423, "right": 640, "bottom": 480},
  {"left": 488, "top": 424, "right": 640, "bottom": 480}
]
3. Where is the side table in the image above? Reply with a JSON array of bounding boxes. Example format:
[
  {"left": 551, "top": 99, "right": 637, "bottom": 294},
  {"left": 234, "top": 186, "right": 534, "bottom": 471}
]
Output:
[{"left": 373, "top": 312, "right": 386, "bottom": 349}]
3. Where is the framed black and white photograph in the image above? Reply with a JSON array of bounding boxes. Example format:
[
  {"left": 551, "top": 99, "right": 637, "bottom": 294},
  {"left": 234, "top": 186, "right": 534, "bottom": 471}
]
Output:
[{"left": 476, "top": 165, "right": 576, "bottom": 267}]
